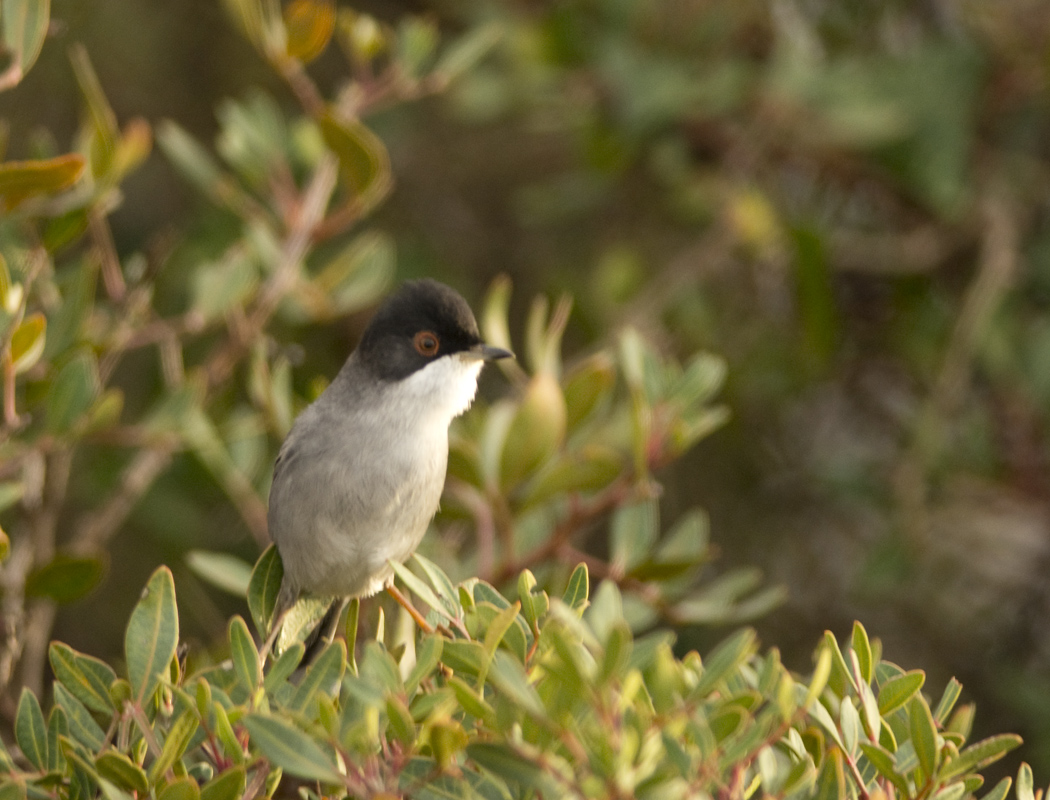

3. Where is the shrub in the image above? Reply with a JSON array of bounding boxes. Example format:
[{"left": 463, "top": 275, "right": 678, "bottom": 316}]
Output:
[{"left": 0, "top": 556, "right": 1033, "bottom": 800}]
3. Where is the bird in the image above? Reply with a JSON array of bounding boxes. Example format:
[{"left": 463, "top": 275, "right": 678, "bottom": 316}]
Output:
[{"left": 264, "top": 279, "right": 513, "bottom": 656}]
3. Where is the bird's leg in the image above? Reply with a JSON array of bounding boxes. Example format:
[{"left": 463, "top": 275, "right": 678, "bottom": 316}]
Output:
[{"left": 385, "top": 583, "right": 435, "bottom": 633}]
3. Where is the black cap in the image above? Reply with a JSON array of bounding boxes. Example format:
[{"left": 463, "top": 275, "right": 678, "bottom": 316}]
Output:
[{"left": 357, "top": 280, "right": 511, "bottom": 381}]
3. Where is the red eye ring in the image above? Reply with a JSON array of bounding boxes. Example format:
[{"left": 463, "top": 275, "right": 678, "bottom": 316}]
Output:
[{"left": 413, "top": 330, "right": 440, "bottom": 356}]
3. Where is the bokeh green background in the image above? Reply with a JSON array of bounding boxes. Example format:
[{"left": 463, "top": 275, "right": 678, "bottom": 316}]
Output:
[{"left": 4, "top": 0, "right": 1050, "bottom": 779}]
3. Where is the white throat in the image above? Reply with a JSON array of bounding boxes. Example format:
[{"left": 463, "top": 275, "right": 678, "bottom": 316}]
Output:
[{"left": 397, "top": 353, "right": 484, "bottom": 424}]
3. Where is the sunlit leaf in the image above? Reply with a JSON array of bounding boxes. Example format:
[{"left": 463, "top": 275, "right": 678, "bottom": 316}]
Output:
[
  {"left": 284, "top": 0, "right": 334, "bottom": 63},
  {"left": 10, "top": 312, "right": 46, "bottom": 373},
  {"left": 0, "top": 0, "right": 51, "bottom": 82}
]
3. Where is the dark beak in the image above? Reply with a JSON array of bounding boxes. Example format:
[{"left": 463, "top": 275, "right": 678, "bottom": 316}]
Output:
[{"left": 473, "top": 343, "right": 514, "bottom": 362}]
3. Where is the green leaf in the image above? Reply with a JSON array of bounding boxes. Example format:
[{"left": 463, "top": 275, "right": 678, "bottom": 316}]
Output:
[
  {"left": 822, "top": 630, "right": 856, "bottom": 694},
  {"left": 15, "top": 688, "right": 47, "bottom": 771},
  {"left": 288, "top": 640, "right": 346, "bottom": 715},
  {"left": 694, "top": 628, "right": 758, "bottom": 698},
  {"left": 199, "top": 766, "right": 246, "bottom": 800},
  {"left": 46, "top": 705, "right": 68, "bottom": 772},
  {"left": 186, "top": 551, "right": 253, "bottom": 597},
  {"left": 562, "top": 563, "right": 589, "bottom": 613},
  {"left": 412, "top": 553, "right": 461, "bottom": 618},
  {"left": 610, "top": 500, "right": 658, "bottom": 573},
  {"left": 909, "top": 695, "right": 939, "bottom": 779},
  {"left": 228, "top": 616, "right": 259, "bottom": 693},
  {"left": 389, "top": 560, "right": 450, "bottom": 621},
  {"left": 211, "top": 703, "right": 244, "bottom": 765},
  {"left": 1016, "top": 763, "right": 1034, "bottom": 800},
  {"left": 385, "top": 694, "right": 415, "bottom": 745},
  {"left": 0, "top": 0, "right": 51, "bottom": 80},
  {"left": 934, "top": 677, "right": 963, "bottom": 726},
  {"left": 147, "top": 708, "right": 197, "bottom": 783},
  {"left": 858, "top": 741, "right": 908, "bottom": 796},
  {"left": 157, "top": 777, "right": 200, "bottom": 800},
  {"left": 124, "top": 566, "right": 179, "bottom": 705},
  {"left": 156, "top": 121, "right": 224, "bottom": 197},
  {"left": 486, "top": 651, "right": 546, "bottom": 720},
  {"left": 850, "top": 621, "right": 873, "bottom": 685},
  {"left": 359, "top": 641, "right": 403, "bottom": 695},
  {"left": 467, "top": 743, "right": 560, "bottom": 796},
  {"left": 517, "top": 570, "right": 548, "bottom": 631},
  {"left": 499, "top": 372, "right": 567, "bottom": 489},
  {"left": 26, "top": 553, "right": 104, "bottom": 603},
  {"left": 263, "top": 643, "right": 305, "bottom": 693},
  {"left": 52, "top": 682, "right": 105, "bottom": 751},
  {"left": 96, "top": 751, "right": 149, "bottom": 795},
  {"left": 599, "top": 622, "right": 632, "bottom": 684},
  {"left": 878, "top": 670, "right": 925, "bottom": 716},
  {"left": 318, "top": 112, "right": 391, "bottom": 212},
  {"left": 305, "top": 230, "right": 394, "bottom": 318},
  {"left": 980, "top": 777, "right": 1012, "bottom": 800},
  {"left": 433, "top": 23, "right": 501, "bottom": 84},
  {"left": 0, "top": 155, "right": 83, "bottom": 211},
  {"left": 242, "top": 713, "right": 342, "bottom": 783},
  {"left": 0, "top": 781, "right": 25, "bottom": 800},
  {"left": 940, "top": 734, "right": 1023, "bottom": 781},
  {"left": 221, "top": 0, "right": 286, "bottom": 59},
  {"left": 447, "top": 676, "right": 496, "bottom": 727},
  {"left": 69, "top": 45, "right": 118, "bottom": 178},
  {"left": 247, "top": 545, "right": 283, "bottom": 639},
  {"left": 50, "top": 642, "right": 117, "bottom": 713},
  {"left": 406, "top": 635, "right": 443, "bottom": 694},
  {"left": 441, "top": 640, "right": 486, "bottom": 681}
]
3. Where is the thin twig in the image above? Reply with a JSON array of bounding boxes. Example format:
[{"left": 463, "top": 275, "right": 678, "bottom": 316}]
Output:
[
  {"left": 491, "top": 478, "right": 634, "bottom": 585},
  {"left": 896, "top": 191, "right": 1020, "bottom": 544},
  {"left": 72, "top": 443, "right": 177, "bottom": 555},
  {"left": 88, "top": 209, "right": 127, "bottom": 302},
  {"left": 205, "top": 155, "right": 338, "bottom": 391}
]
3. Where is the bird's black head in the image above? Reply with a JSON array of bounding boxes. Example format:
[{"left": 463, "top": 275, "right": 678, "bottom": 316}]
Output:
[{"left": 357, "top": 280, "right": 499, "bottom": 381}]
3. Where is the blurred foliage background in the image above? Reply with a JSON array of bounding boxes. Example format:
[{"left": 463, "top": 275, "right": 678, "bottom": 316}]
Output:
[{"left": 2, "top": 0, "right": 1050, "bottom": 781}]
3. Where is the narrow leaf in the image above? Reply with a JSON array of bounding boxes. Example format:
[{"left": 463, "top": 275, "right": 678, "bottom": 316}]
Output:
[
  {"left": 850, "top": 621, "right": 873, "bottom": 685},
  {"left": 50, "top": 642, "right": 117, "bottom": 713},
  {"left": 52, "top": 682, "right": 105, "bottom": 751},
  {"left": 562, "top": 563, "right": 589, "bottom": 613},
  {"left": 0, "top": 155, "right": 84, "bottom": 211},
  {"left": 124, "top": 567, "right": 179, "bottom": 704},
  {"left": 147, "top": 708, "right": 197, "bottom": 784},
  {"left": 242, "top": 713, "right": 342, "bottom": 783},
  {"left": 247, "top": 545, "right": 282, "bottom": 640},
  {"left": 909, "top": 695, "right": 939, "bottom": 779},
  {"left": 288, "top": 640, "right": 346, "bottom": 715},
  {"left": 228, "top": 616, "right": 259, "bottom": 692},
  {"left": 878, "top": 670, "right": 925, "bottom": 716},
  {"left": 15, "top": 688, "right": 47, "bottom": 771}
]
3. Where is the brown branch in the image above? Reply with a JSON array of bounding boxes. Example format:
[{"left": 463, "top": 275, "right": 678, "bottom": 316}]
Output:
[
  {"left": 88, "top": 209, "right": 127, "bottom": 302},
  {"left": 72, "top": 442, "right": 177, "bottom": 556},
  {"left": 490, "top": 478, "right": 634, "bottom": 585},
  {"left": 205, "top": 155, "right": 338, "bottom": 392},
  {"left": 895, "top": 190, "right": 1020, "bottom": 544}
]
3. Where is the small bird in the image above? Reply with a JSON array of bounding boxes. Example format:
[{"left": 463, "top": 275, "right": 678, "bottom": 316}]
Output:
[{"left": 265, "top": 279, "right": 512, "bottom": 654}]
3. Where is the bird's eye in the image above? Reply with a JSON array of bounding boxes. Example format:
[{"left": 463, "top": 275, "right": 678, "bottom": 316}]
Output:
[{"left": 413, "top": 330, "right": 440, "bottom": 356}]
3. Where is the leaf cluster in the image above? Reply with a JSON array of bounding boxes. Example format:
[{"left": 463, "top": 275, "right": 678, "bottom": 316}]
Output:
[{"left": 0, "top": 559, "right": 1036, "bottom": 800}]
